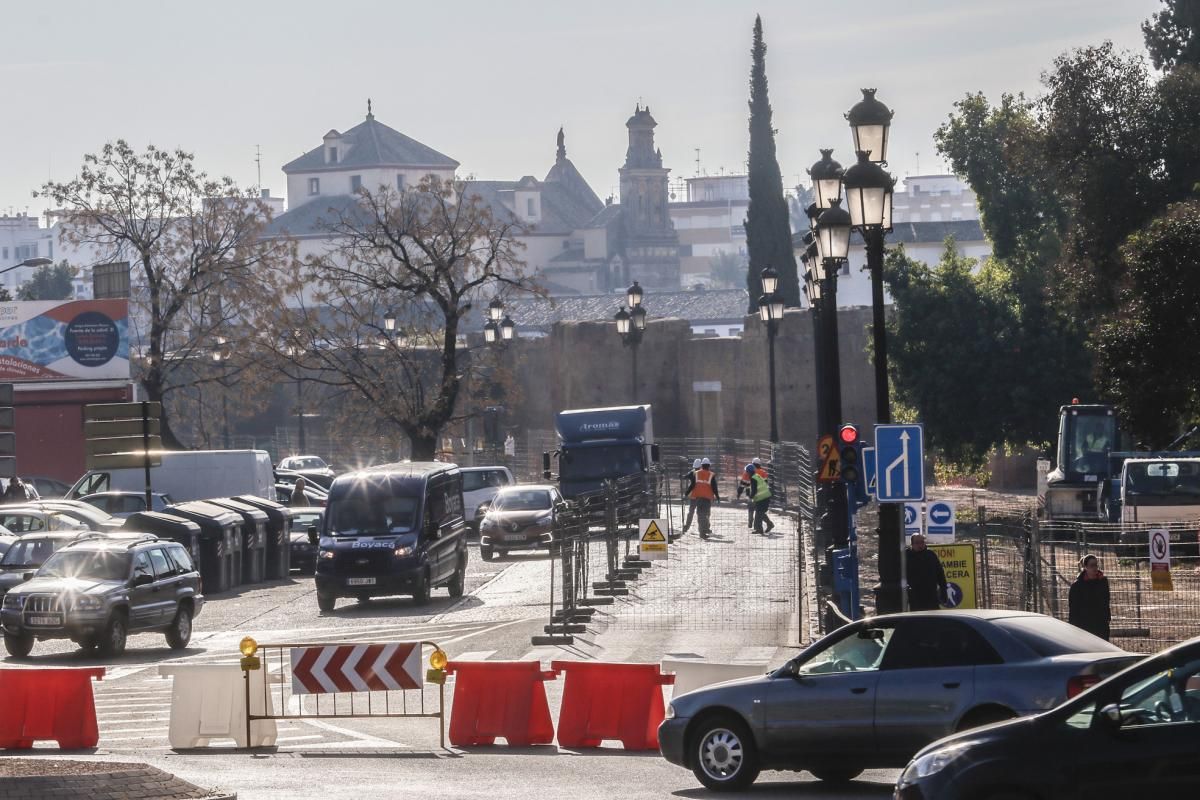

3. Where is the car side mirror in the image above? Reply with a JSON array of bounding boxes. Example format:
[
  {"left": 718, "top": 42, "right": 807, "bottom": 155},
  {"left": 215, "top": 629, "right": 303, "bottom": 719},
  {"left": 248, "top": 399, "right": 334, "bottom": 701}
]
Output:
[
  {"left": 650, "top": 443, "right": 661, "bottom": 464},
  {"left": 22, "top": 571, "right": 34, "bottom": 581},
  {"left": 307, "top": 525, "right": 318, "bottom": 546},
  {"left": 542, "top": 452, "right": 552, "bottom": 480},
  {"left": 476, "top": 502, "right": 491, "bottom": 518},
  {"left": 1099, "top": 703, "right": 1127, "bottom": 729},
  {"left": 131, "top": 572, "right": 154, "bottom": 587}
]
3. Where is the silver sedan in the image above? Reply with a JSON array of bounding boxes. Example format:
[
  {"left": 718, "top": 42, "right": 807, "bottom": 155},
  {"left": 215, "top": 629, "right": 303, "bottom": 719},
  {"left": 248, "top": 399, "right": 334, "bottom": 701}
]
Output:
[{"left": 659, "top": 610, "right": 1140, "bottom": 791}]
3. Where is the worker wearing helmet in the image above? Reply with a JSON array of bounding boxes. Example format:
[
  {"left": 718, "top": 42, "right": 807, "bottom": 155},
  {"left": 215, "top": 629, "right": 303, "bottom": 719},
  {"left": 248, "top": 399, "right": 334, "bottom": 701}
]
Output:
[
  {"left": 689, "top": 458, "right": 720, "bottom": 539},
  {"left": 682, "top": 458, "right": 702, "bottom": 533}
]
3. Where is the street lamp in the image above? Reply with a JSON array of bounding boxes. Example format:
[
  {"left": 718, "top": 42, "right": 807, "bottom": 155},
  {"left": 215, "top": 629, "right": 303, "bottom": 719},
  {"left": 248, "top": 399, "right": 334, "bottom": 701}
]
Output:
[
  {"left": 614, "top": 286, "right": 647, "bottom": 405},
  {"left": 807, "top": 150, "right": 844, "bottom": 211},
  {"left": 483, "top": 321, "right": 499, "bottom": 344},
  {"left": 626, "top": 280, "right": 644, "bottom": 310},
  {"left": 846, "top": 88, "right": 894, "bottom": 164},
  {"left": 487, "top": 297, "right": 505, "bottom": 323},
  {"left": 383, "top": 309, "right": 397, "bottom": 333},
  {"left": 758, "top": 267, "right": 784, "bottom": 442},
  {"left": 500, "top": 315, "right": 516, "bottom": 341},
  {"left": 210, "top": 340, "right": 231, "bottom": 449}
]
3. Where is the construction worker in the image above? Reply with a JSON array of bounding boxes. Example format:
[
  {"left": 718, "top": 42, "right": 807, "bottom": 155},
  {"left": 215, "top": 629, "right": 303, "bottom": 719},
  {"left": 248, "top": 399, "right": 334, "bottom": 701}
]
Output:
[
  {"left": 682, "top": 458, "right": 701, "bottom": 533},
  {"left": 689, "top": 458, "right": 720, "bottom": 539},
  {"left": 737, "top": 458, "right": 770, "bottom": 531},
  {"left": 746, "top": 463, "right": 774, "bottom": 534}
]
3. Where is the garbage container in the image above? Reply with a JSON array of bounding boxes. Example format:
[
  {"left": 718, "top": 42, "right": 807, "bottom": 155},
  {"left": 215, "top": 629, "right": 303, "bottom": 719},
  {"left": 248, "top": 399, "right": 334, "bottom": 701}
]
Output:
[
  {"left": 206, "top": 497, "right": 268, "bottom": 585},
  {"left": 234, "top": 495, "right": 293, "bottom": 579},
  {"left": 122, "top": 511, "right": 202, "bottom": 567},
  {"left": 165, "top": 501, "right": 244, "bottom": 594}
]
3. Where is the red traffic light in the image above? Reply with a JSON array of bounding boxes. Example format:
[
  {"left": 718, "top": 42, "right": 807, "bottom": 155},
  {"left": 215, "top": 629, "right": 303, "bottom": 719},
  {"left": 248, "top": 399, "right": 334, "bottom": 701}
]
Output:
[{"left": 839, "top": 424, "right": 859, "bottom": 444}]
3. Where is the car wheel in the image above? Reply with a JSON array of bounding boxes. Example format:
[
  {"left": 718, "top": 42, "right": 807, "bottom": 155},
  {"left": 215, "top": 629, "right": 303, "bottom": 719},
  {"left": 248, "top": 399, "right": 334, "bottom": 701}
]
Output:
[
  {"left": 165, "top": 605, "right": 193, "bottom": 650},
  {"left": 412, "top": 568, "right": 431, "bottom": 606},
  {"left": 957, "top": 706, "right": 1017, "bottom": 732},
  {"left": 99, "top": 612, "right": 128, "bottom": 657},
  {"left": 690, "top": 714, "right": 760, "bottom": 791},
  {"left": 317, "top": 592, "right": 336, "bottom": 612},
  {"left": 810, "top": 767, "right": 863, "bottom": 783},
  {"left": 4, "top": 632, "right": 34, "bottom": 658},
  {"left": 448, "top": 555, "right": 466, "bottom": 598},
  {"left": 481, "top": 545, "right": 494, "bottom": 561}
]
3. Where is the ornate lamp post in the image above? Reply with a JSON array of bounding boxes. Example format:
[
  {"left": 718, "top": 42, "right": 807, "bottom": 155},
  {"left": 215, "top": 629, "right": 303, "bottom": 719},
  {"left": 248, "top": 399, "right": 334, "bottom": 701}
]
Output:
[
  {"left": 845, "top": 89, "right": 901, "bottom": 613},
  {"left": 211, "top": 340, "right": 231, "bottom": 449},
  {"left": 758, "top": 267, "right": 783, "bottom": 442},
  {"left": 615, "top": 282, "right": 648, "bottom": 405}
]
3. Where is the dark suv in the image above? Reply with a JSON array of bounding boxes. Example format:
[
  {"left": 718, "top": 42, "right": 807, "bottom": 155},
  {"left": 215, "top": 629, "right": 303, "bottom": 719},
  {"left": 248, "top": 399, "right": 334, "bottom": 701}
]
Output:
[{"left": 0, "top": 533, "right": 204, "bottom": 658}]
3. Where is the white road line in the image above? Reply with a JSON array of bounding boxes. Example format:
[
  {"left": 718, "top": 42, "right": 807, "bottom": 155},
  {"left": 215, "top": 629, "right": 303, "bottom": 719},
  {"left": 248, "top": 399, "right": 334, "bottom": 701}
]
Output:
[
  {"left": 104, "top": 666, "right": 149, "bottom": 681},
  {"left": 274, "top": 734, "right": 323, "bottom": 743},
  {"left": 94, "top": 701, "right": 170, "bottom": 708},
  {"left": 296, "top": 717, "right": 408, "bottom": 747},
  {"left": 452, "top": 650, "right": 495, "bottom": 661},
  {"left": 101, "top": 735, "right": 169, "bottom": 742}
]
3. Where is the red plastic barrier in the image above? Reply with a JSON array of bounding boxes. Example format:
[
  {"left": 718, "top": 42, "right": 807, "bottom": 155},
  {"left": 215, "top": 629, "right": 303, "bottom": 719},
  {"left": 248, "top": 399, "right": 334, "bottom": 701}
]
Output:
[
  {"left": 0, "top": 667, "right": 105, "bottom": 749},
  {"left": 445, "top": 660, "right": 557, "bottom": 746},
  {"left": 551, "top": 661, "right": 674, "bottom": 750}
]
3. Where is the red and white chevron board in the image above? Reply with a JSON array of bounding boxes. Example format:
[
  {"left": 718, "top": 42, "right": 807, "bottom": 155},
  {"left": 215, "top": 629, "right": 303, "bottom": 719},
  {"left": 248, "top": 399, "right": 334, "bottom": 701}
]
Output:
[{"left": 289, "top": 643, "right": 422, "bottom": 695}]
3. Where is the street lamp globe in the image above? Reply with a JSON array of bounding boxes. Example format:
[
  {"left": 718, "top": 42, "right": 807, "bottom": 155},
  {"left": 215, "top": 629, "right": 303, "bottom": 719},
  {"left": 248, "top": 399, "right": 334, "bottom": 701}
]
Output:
[
  {"left": 815, "top": 199, "right": 853, "bottom": 264},
  {"left": 760, "top": 266, "right": 779, "bottom": 296},
  {"left": 483, "top": 320, "right": 498, "bottom": 344},
  {"left": 842, "top": 151, "right": 895, "bottom": 229},
  {"left": 630, "top": 303, "right": 648, "bottom": 332},
  {"left": 487, "top": 297, "right": 504, "bottom": 323},
  {"left": 626, "top": 281, "right": 644, "bottom": 309},
  {"left": 383, "top": 310, "right": 396, "bottom": 332},
  {"left": 807, "top": 149, "right": 845, "bottom": 210},
  {"left": 500, "top": 315, "right": 516, "bottom": 341},
  {"left": 846, "top": 88, "right": 894, "bottom": 164},
  {"left": 758, "top": 293, "right": 785, "bottom": 323},
  {"left": 614, "top": 306, "right": 631, "bottom": 336}
]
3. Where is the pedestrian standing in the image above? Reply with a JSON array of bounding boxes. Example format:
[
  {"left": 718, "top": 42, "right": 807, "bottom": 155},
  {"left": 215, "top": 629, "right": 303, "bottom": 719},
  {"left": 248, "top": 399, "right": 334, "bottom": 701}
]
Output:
[
  {"left": 1068, "top": 554, "right": 1111, "bottom": 641},
  {"left": 690, "top": 458, "right": 720, "bottom": 539},
  {"left": 682, "top": 458, "right": 701, "bottom": 533},
  {"left": 905, "top": 533, "right": 947, "bottom": 611},
  {"left": 3, "top": 477, "right": 27, "bottom": 504},
  {"left": 290, "top": 476, "right": 309, "bottom": 507},
  {"left": 746, "top": 464, "right": 774, "bottom": 534}
]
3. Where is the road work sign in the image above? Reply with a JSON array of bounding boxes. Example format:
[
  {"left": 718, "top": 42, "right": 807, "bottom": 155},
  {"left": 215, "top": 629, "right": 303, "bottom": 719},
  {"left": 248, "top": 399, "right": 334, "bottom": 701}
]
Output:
[
  {"left": 639, "top": 518, "right": 668, "bottom": 561},
  {"left": 1149, "top": 529, "right": 1173, "bottom": 591},
  {"left": 817, "top": 434, "right": 840, "bottom": 483},
  {"left": 931, "top": 543, "right": 976, "bottom": 609}
]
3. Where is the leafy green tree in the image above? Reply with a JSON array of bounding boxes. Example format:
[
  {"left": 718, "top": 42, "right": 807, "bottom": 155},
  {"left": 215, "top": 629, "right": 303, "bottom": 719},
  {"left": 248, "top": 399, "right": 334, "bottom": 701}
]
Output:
[
  {"left": 744, "top": 15, "right": 799, "bottom": 309},
  {"left": 1094, "top": 200, "right": 1200, "bottom": 447},
  {"left": 17, "top": 261, "right": 76, "bottom": 301},
  {"left": 0, "top": 287, "right": 11, "bottom": 302},
  {"left": 1143, "top": 0, "right": 1200, "bottom": 70}
]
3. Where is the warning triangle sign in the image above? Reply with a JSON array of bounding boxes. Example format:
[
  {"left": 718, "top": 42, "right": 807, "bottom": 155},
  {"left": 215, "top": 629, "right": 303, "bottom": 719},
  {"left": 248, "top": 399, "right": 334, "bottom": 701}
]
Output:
[{"left": 641, "top": 520, "right": 667, "bottom": 542}]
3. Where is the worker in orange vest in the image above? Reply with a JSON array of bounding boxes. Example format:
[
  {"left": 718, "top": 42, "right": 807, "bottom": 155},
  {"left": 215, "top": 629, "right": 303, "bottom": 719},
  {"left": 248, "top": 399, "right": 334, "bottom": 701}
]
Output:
[
  {"left": 682, "top": 458, "right": 702, "bottom": 533},
  {"left": 689, "top": 458, "right": 720, "bottom": 539}
]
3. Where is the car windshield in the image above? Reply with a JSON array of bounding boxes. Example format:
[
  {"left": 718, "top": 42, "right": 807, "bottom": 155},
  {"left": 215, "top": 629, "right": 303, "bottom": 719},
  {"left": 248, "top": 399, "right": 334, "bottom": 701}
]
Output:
[
  {"left": 37, "top": 550, "right": 131, "bottom": 581},
  {"left": 559, "top": 445, "right": 643, "bottom": 481},
  {"left": 995, "top": 616, "right": 1124, "bottom": 656},
  {"left": 328, "top": 494, "right": 418, "bottom": 536},
  {"left": 290, "top": 513, "right": 322, "bottom": 532},
  {"left": 796, "top": 626, "right": 896, "bottom": 675},
  {"left": 493, "top": 490, "right": 552, "bottom": 511},
  {"left": 287, "top": 457, "right": 326, "bottom": 471},
  {"left": 462, "top": 470, "right": 507, "bottom": 492},
  {"left": 1125, "top": 461, "right": 1200, "bottom": 497},
  {"left": 1, "top": 538, "right": 61, "bottom": 567}
]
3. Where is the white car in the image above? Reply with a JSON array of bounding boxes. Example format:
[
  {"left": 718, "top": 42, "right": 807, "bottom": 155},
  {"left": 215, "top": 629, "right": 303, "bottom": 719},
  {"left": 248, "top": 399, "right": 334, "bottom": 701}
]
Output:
[{"left": 460, "top": 466, "right": 515, "bottom": 532}]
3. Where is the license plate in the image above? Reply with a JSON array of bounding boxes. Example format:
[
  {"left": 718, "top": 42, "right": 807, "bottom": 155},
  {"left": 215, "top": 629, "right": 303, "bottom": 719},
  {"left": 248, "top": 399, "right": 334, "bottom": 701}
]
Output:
[
  {"left": 29, "top": 615, "right": 61, "bottom": 626},
  {"left": 503, "top": 534, "right": 528, "bottom": 542},
  {"left": 346, "top": 577, "right": 376, "bottom": 586}
]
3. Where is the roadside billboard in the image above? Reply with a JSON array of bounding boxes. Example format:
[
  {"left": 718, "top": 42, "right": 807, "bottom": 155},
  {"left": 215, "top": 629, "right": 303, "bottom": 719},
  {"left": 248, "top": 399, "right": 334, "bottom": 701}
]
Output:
[{"left": 0, "top": 299, "right": 129, "bottom": 381}]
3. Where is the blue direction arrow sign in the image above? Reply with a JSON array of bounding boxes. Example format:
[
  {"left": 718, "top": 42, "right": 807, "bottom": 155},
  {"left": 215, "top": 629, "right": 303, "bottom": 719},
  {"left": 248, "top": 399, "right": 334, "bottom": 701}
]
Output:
[
  {"left": 862, "top": 446, "right": 877, "bottom": 498},
  {"left": 926, "top": 500, "right": 956, "bottom": 541},
  {"left": 875, "top": 424, "right": 925, "bottom": 502}
]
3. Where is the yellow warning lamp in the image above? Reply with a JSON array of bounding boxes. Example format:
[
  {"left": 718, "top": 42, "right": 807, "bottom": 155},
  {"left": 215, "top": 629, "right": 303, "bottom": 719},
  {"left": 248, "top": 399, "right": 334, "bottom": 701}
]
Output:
[
  {"left": 430, "top": 648, "right": 448, "bottom": 671},
  {"left": 240, "top": 636, "right": 258, "bottom": 657}
]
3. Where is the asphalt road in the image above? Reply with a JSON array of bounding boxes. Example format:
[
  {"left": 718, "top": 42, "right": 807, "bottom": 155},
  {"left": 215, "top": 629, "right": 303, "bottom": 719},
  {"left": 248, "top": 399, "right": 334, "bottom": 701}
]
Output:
[{"left": 3, "top": 504, "right": 904, "bottom": 799}]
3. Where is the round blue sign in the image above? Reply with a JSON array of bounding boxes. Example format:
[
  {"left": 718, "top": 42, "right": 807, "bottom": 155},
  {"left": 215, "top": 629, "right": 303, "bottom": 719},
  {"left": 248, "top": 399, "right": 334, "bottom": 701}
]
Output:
[
  {"left": 904, "top": 505, "right": 918, "bottom": 525},
  {"left": 943, "top": 582, "right": 964, "bottom": 608},
  {"left": 929, "top": 502, "right": 953, "bottom": 525},
  {"left": 65, "top": 311, "right": 119, "bottom": 367}
]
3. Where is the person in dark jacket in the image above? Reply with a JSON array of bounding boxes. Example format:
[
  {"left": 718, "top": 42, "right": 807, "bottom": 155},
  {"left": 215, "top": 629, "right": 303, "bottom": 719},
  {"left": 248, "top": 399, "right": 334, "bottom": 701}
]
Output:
[
  {"left": 290, "top": 476, "right": 309, "bottom": 507},
  {"left": 905, "top": 534, "right": 947, "bottom": 611},
  {"left": 1068, "top": 554, "right": 1111, "bottom": 641}
]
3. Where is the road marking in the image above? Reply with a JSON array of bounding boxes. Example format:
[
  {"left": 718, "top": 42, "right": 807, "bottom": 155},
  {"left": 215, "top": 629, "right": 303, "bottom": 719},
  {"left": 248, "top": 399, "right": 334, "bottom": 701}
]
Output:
[
  {"left": 101, "top": 727, "right": 168, "bottom": 735},
  {"left": 296, "top": 717, "right": 408, "bottom": 747},
  {"left": 452, "top": 650, "right": 495, "bottom": 661},
  {"left": 275, "top": 734, "right": 323, "bottom": 743}
]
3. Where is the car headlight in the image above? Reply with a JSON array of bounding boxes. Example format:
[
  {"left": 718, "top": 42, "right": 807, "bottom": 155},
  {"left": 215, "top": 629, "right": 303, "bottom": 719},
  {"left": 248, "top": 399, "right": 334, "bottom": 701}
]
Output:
[
  {"left": 2, "top": 594, "right": 23, "bottom": 609},
  {"left": 74, "top": 595, "right": 103, "bottom": 611},
  {"left": 319, "top": 550, "right": 335, "bottom": 560},
  {"left": 394, "top": 545, "right": 414, "bottom": 557},
  {"left": 664, "top": 703, "right": 676, "bottom": 720},
  {"left": 901, "top": 742, "right": 976, "bottom": 782}
]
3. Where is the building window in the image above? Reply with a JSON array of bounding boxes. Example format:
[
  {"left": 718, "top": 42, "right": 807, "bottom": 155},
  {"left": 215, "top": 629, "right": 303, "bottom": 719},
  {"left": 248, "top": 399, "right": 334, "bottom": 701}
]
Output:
[
  {"left": 308, "top": 178, "right": 320, "bottom": 195},
  {"left": 351, "top": 175, "right": 362, "bottom": 192},
  {"left": 396, "top": 175, "right": 405, "bottom": 191},
  {"left": 327, "top": 147, "right": 338, "bottom": 164},
  {"left": 527, "top": 198, "right": 536, "bottom": 217}
]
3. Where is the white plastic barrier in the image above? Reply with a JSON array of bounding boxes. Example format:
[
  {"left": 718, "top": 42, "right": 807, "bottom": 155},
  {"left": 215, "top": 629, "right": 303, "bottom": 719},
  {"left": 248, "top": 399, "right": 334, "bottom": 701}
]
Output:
[
  {"left": 661, "top": 658, "right": 767, "bottom": 698},
  {"left": 159, "top": 664, "right": 278, "bottom": 748}
]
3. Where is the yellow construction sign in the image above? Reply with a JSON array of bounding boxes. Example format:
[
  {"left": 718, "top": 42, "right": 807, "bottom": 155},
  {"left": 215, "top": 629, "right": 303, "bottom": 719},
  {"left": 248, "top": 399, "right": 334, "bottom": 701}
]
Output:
[
  {"left": 931, "top": 543, "right": 977, "bottom": 609},
  {"left": 639, "top": 518, "right": 668, "bottom": 561}
]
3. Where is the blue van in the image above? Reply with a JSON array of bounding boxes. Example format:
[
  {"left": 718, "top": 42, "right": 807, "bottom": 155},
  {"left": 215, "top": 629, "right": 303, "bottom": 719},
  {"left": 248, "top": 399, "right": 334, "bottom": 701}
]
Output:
[{"left": 313, "top": 463, "right": 468, "bottom": 612}]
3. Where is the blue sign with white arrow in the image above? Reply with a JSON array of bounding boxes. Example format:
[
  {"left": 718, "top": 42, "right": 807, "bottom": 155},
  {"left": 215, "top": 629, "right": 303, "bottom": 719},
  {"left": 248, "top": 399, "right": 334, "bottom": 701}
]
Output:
[
  {"left": 874, "top": 423, "right": 925, "bottom": 502},
  {"left": 926, "top": 499, "right": 956, "bottom": 541},
  {"left": 862, "top": 446, "right": 876, "bottom": 498}
]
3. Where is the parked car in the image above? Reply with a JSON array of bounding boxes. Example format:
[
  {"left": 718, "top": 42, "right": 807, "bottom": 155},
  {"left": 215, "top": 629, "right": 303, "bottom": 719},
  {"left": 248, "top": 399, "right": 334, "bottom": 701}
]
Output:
[
  {"left": 460, "top": 466, "right": 515, "bottom": 533},
  {"left": 0, "top": 508, "right": 90, "bottom": 534},
  {"left": 79, "top": 491, "right": 174, "bottom": 518},
  {"left": 0, "top": 532, "right": 203, "bottom": 657},
  {"left": 277, "top": 456, "right": 336, "bottom": 490},
  {"left": 659, "top": 610, "right": 1140, "bottom": 791},
  {"left": 16, "top": 476, "right": 73, "bottom": 499},
  {"left": 0, "top": 528, "right": 15, "bottom": 559},
  {"left": 0, "top": 531, "right": 105, "bottom": 599},
  {"left": 896, "top": 635, "right": 1200, "bottom": 799},
  {"left": 288, "top": 507, "right": 324, "bottom": 574},
  {"left": 13, "top": 501, "right": 125, "bottom": 532},
  {"left": 478, "top": 484, "right": 563, "bottom": 561}
]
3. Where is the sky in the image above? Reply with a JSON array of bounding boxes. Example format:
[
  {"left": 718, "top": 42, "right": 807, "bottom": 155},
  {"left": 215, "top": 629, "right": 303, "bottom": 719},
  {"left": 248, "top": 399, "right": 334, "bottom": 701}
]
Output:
[{"left": 0, "top": 0, "right": 1163, "bottom": 217}]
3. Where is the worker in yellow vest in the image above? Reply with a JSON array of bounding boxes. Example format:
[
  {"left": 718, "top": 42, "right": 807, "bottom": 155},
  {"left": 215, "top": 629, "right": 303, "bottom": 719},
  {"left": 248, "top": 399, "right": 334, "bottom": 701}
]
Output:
[
  {"left": 689, "top": 458, "right": 720, "bottom": 538},
  {"left": 746, "top": 463, "right": 774, "bottom": 534}
]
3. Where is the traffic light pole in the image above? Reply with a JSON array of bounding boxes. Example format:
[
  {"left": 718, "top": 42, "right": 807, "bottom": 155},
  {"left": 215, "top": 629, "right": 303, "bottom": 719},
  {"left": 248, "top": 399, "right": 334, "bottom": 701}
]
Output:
[{"left": 865, "top": 226, "right": 905, "bottom": 614}]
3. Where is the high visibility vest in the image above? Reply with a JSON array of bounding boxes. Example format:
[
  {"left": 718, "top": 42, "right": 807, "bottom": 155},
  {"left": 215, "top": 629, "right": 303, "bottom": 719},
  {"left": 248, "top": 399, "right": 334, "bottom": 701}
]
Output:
[
  {"left": 690, "top": 469, "right": 715, "bottom": 500},
  {"left": 756, "top": 466, "right": 768, "bottom": 479},
  {"left": 751, "top": 473, "right": 771, "bottom": 502}
]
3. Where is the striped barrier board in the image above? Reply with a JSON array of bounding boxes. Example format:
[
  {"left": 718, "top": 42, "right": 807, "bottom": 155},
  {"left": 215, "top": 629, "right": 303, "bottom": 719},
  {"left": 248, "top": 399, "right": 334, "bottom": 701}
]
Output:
[{"left": 289, "top": 643, "right": 422, "bottom": 695}]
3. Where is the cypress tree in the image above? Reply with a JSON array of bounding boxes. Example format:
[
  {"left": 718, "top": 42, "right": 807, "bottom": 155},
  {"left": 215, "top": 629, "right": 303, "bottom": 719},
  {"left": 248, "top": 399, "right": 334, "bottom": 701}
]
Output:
[{"left": 745, "top": 15, "right": 800, "bottom": 309}]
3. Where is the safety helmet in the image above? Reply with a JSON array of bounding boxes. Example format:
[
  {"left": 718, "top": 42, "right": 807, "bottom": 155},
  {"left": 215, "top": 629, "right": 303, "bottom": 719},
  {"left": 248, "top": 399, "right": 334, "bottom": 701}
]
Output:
[
  {"left": 701, "top": 458, "right": 711, "bottom": 467},
  {"left": 753, "top": 457, "right": 763, "bottom": 466},
  {"left": 692, "top": 458, "right": 702, "bottom": 469}
]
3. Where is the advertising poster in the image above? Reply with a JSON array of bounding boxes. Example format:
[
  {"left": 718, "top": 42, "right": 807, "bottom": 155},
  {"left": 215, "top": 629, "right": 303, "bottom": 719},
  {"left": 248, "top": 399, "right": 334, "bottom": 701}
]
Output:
[{"left": 0, "top": 299, "right": 129, "bottom": 381}]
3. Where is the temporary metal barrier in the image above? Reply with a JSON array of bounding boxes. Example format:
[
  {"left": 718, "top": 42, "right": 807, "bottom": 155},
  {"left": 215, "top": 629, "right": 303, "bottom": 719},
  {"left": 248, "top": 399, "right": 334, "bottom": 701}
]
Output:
[{"left": 238, "top": 636, "right": 448, "bottom": 748}]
